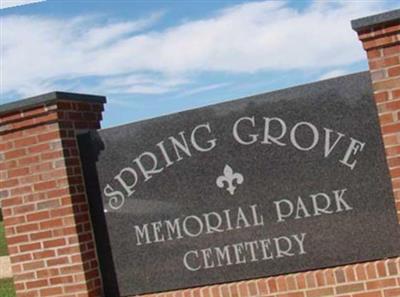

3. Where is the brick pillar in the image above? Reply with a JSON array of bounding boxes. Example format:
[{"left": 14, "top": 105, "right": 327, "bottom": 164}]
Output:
[
  {"left": 0, "top": 92, "right": 106, "bottom": 297},
  {"left": 352, "top": 10, "right": 400, "bottom": 220}
]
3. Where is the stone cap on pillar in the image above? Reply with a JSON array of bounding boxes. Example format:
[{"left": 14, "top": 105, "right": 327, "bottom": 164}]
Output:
[
  {"left": 0, "top": 91, "right": 107, "bottom": 116},
  {"left": 351, "top": 8, "right": 400, "bottom": 33}
]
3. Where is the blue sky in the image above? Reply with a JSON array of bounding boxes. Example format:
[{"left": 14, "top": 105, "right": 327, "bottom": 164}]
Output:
[{"left": 1, "top": 0, "right": 400, "bottom": 128}]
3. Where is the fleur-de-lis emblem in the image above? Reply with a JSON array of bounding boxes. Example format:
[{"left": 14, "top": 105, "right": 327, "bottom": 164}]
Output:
[{"left": 216, "top": 164, "right": 244, "bottom": 195}]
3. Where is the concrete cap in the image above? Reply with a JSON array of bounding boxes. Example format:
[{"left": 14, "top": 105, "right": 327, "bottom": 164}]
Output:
[
  {"left": 352, "top": 8, "right": 400, "bottom": 33},
  {"left": 0, "top": 91, "right": 107, "bottom": 116}
]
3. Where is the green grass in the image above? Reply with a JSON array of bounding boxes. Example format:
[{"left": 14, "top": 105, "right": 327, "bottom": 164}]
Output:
[
  {"left": 0, "top": 221, "right": 8, "bottom": 256},
  {"left": 0, "top": 219, "right": 15, "bottom": 297},
  {"left": 0, "top": 279, "right": 16, "bottom": 297}
]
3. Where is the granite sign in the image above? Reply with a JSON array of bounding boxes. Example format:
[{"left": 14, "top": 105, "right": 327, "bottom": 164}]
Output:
[{"left": 79, "top": 72, "right": 400, "bottom": 296}]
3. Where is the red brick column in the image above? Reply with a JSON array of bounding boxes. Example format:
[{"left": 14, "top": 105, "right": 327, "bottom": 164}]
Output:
[
  {"left": 352, "top": 11, "right": 400, "bottom": 221},
  {"left": 0, "top": 92, "right": 106, "bottom": 297}
]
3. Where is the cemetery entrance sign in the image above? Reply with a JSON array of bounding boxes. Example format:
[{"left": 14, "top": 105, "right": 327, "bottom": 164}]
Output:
[{"left": 79, "top": 72, "right": 400, "bottom": 296}]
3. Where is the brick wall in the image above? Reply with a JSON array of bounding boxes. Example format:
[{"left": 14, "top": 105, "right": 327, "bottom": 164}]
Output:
[
  {"left": 137, "top": 12, "right": 400, "bottom": 297},
  {"left": 358, "top": 21, "right": 400, "bottom": 222},
  {"left": 0, "top": 94, "right": 105, "bottom": 297}
]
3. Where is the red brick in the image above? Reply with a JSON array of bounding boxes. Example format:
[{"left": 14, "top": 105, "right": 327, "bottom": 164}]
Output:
[
  {"left": 364, "top": 35, "right": 397, "bottom": 50},
  {"left": 22, "top": 106, "right": 46, "bottom": 116},
  {"left": 366, "top": 278, "right": 397, "bottom": 289},
  {"left": 49, "top": 275, "right": 73, "bottom": 285},
  {"left": 376, "top": 261, "right": 387, "bottom": 277},
  {"left": 17, "top": 290, "right": 38, "bottom": 297},
  {"left": 38, "top": 131, "right": 60, "bottom": 142},
  {"left": 383, "top": 44, "right": 400, "bottom": 56},
  {"left": 295, "top": 274, "right": 306, "bottom": 289},
  {"left": 384, "top": 288, "right": 400, "bottom": 297},
  {"left": 33, "top": 180, "right": 57, "bottom": 191},
  {"left": 256, "top": 279, "right": 268, "bottom": 295},
  {"left": 57, "top": 101, "right": 72, "bottom": 109},
  {"left": 369, "top": 56, "right": 399, "bottom": 69},
  {"left": 1, "top": 130, "right": 23, "bottom": 141},
  {"left": 367, "top": 49, "right": 382, "bottom": 59},
  {"left": 267, "top": 278, "right": 278, "bottom": 293},
  {"left": 306, "top": 288, "right": 334, "bottom": 297},
  {"left": 16, "top": 223, "right": 39, "bottom": 233},
  {"left": 382, "top": 123, "right": 400, "bottom": 134},
  {"left": 60, "top": 264, "right": 84, "bottom": 275},
  {"left": 76, "top": 102, "right": 92, "bottom": 111},
  {"left": 5, "top": 148, "right": 26, "bottom": 159},
  {"left": 50, "top": 206, "right": 73, "bottom": 217},
  {"left": 39, "top": 218, "right": 63, "bottom": 229},
  {"left": 2, "top": 197, "right": 23, "bottom": 207},
  {"left": 47, "top": 188, "right": 70, "bottom": 199},
  {"left": 0, "top": 160, "right": 17, "bottom": 170},
  {"left": 379, "top": 112, "right": 394, "bottom": 125},
  {"left": 336, "top": 283, "right": 364, "bottom": 294},
  {"left": 36, "top": 268, "right": 59, "bottom": 278},
  {"left": 374, "top": 78, "right": 400, "bottom": 91},
  {"left": 20, "top": 242, "right": 41, "bottom": 252},
  {"left": 13, "top": 204, "right": 35, "bottom": 215},
  {"left": 14, "top": 136, "right": 37, "bottom": 148},
  {"left": 276, "top": 276, "right": 288, "bottom": 291},
  {"left": 11, "top": 254, "right": 33, "bottom": 264},
  {"left": 18, "top": 155, "right": 40, "bottom": 166},
  {"left": 68, "top": 112, "right": 83, "bottom": 120},
  {"left": 26, "top": 279, "right": 48, "bottom": 289},
  {"left": 0, "top": 111, "right": 22, "bottom": 123},
  {"left": 0, "top": 178, "right": 18, "bottom": 188},
  {"left": 13, "top": 271, "right": 34, "bottom": 281},
  {"left": 8, "top": 167, "right": 30, "bottom": 178},
  {"left": 0, "top": 141, "right": 13, "bottom": 151},
  {"left": 34, "top": 112, "right": 58, "bottom": 124},
  {"left": 383, "top": 23, "right": 400, "bottom": 34},
  {"left": 64, "top": 283, "right": 87, "bottom": 293},
  {"left": 11, "top": 185, "right": 32, "bottom": 195},
  {"left": 27, "top": 211, "right": 50, "bottom": 222},
  {"left": 30, "top": 230, "right": 52, "bottom": 241},
  {"left": 32, "top": 250, "right": 56, "bottom": 260},
  {"left": 390, "top": 167, "right": 400, "bottom": 177},
  {"left": 43, "top": 238, "right": 66, "bottom": 248},
  {"left": 14, "top": 283, "right": 24, "bottom": 291},
  {"left": 387, "top": 261, "right": 398, "bottom": 275},
  {"left": 40, "top": 150, "right": 64, "bottom": 160},
  {"left": 393, "top": 89, "right": 400, "bottom": 99},
  {"left": 39, "top": 286, "right": 63, "bottom": 297},
  {"left": 91, "top": 104, "right": 104, "bottom": 112},
  {"left": 11, "top": 118, "right": 35, "bottom": 129},
  {"left": 353, "top": 292, "right": 382, "bottom": 297},
  {"left": 47, "top": 256, "right": 69, "bottom": 266},
  {"left": 383, "top": 134, "right": 399, "bottom": 146},
  {"left": 7, "top": 234, "right": 29, "bottom": 245},
  {"left": 366, "top": 263, "right": 378, "bottom": 279},
  {"left": 28, "top": 143, "right": 50, "bottom": 154},
  {"left": 3, "top": 215, "right": 25, "bottom": 226},
  {"left": 277, "top": 293, "right": 304, "bottom": 297}
]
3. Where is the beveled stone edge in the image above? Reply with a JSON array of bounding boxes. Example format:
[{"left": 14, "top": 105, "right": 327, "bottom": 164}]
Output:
[
  {"left": 0, "top": 91, "right": 107, "bottom": 116},
  {"left": 352, "top": 8, "right": 400, "bottom": 33}
]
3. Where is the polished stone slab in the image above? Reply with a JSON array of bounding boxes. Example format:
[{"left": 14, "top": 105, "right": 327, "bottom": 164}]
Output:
[{"left": 79, "top": 71, "right": 400, "bottom": 296}]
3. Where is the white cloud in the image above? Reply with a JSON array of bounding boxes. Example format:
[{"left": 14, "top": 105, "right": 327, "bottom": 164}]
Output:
[
  {"left": 0, "top": 0, "right": 45, "bottom": 9},
  {"left": 319, "top": 69, "right": 349, "bottom": 80},
  {"left": 1, "top": 1, "right": 397, "bottom": 98},
  {"left": 97, "top": 74, "right": 189, "bottom": 94},
  {"left": 178, "top": 83, "right": 230, "bottom": 97}
]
